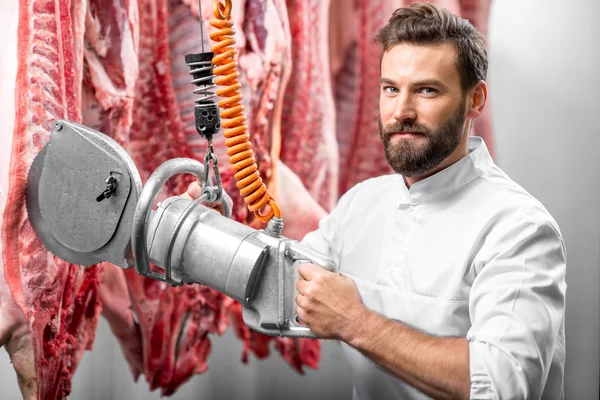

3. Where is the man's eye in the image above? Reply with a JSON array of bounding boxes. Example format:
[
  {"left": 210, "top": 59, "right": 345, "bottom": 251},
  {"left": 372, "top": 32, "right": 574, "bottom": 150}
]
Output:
[
  {"left": 420, "top": 87, "right": 438, "bottom": 94},
  {"left": 383, "top": 86, "right": 398, "bottom": 94}
]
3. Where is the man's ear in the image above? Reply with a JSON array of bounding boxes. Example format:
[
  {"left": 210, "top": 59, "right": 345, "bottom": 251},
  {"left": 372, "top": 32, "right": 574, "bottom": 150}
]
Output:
[{"left": 466, "top": 80, "right": 487, "bottom": 119}]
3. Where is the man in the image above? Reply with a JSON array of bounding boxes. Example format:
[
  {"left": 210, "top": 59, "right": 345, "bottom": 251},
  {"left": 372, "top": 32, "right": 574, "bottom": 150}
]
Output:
[
  {"left": 292, "top": 3, "right": 566, "bottom": 400},
  {"left": 187, "top": 3, "right": 566, "bottom": 399}
]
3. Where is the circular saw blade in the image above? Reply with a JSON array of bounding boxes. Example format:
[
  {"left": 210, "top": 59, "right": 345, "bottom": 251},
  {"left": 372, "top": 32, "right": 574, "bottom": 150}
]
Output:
[{"left": 26, "top": 145, "right": 101, "bottom": 267}]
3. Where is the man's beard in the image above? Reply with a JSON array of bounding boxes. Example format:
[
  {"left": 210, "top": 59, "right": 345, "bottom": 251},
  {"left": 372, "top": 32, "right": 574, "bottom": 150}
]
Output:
[{"left": 379, "top": 100, "right": 467, "bottom": 177}]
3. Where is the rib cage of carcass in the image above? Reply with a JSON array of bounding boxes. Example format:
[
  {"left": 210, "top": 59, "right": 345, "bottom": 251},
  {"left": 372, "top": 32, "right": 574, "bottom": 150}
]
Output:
[{"left": 0, "top": 0, "right": 494, "bottom": 398}]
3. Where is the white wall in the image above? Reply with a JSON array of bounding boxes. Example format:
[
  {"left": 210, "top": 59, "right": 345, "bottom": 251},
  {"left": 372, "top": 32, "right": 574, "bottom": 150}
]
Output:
[{"left": 488, "top": 0, "right": 600, "bottom": 398}]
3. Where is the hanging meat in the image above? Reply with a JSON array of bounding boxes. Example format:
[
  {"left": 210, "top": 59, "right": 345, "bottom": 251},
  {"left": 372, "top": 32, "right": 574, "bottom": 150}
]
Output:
[
  {"left": 2, "top": 1, "right": 104, "bottom": 398},
  {"left": 0, "top": 0, "right": 323, "bottom": 398}
]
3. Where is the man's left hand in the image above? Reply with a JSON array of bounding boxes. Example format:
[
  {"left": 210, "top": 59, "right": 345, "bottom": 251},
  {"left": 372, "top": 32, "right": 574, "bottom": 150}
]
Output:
[{"left": 295, "top": 263, "right": 365, "bottom": 340}]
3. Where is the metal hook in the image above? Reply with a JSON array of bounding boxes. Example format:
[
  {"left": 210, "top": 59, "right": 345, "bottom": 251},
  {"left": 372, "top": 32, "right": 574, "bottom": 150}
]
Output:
[{"left": 201, "top": 144, "right": 223, "bottom": 203}]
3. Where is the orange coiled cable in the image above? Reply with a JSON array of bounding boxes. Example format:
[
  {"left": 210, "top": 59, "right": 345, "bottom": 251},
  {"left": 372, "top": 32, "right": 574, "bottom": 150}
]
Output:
[{"left": 209, "top": 0, "right": 280, "bottom": 223}]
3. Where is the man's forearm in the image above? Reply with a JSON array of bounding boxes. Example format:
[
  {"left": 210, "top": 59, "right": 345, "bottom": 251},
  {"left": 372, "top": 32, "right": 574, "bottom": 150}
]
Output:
[{"left": 343, "top": 307, "right": 471, "bottom": 399}]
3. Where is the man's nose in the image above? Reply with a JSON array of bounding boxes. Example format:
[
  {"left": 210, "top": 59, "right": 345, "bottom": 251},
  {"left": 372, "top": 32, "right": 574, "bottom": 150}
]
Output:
[{"left": 392, "top": 93, "right": 417, "bottom": 122}]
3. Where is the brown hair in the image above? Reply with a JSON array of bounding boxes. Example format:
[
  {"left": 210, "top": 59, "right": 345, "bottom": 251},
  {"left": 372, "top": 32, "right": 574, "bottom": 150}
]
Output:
[{"left": 374, "top": 2, "right": 487, "bottom": 92}]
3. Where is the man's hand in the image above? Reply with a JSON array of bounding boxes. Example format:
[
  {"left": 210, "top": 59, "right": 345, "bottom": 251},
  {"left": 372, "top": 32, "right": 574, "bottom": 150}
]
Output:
[
  {"left": 295, "top": 263, "right": 365, "bottom": 340},
  {"left": 296, "top": 262, "right": 471, "bottom": 398},
  {"left": 182, "top": 181, "right": 233, "bottom": 216}
]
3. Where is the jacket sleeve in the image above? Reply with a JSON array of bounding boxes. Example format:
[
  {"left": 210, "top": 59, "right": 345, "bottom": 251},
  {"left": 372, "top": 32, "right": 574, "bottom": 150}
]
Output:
[{"left": 467, "top": 210, "right": 567, "bottom": 399}]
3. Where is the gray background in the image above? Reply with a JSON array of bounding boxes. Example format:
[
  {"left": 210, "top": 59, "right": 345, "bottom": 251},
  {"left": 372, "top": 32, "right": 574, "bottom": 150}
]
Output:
[{"left": 1, "top": 0, "right": 598, "bottom": 398}]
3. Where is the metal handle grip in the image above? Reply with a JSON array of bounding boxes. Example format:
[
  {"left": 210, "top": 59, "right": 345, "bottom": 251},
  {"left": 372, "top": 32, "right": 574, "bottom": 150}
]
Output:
[
  {"left": 281, "top": 241, "right": 339, "bottom": 338},
  {"left": 289, "top": 243, "right": 338, "bottom": 273},
  {"left": 132, "top": 158, "right": 207, "bottom": 281}
]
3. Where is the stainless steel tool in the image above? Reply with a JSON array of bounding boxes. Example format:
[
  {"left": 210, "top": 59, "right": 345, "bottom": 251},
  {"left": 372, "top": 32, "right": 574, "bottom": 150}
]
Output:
[{"left": 26, "top": 120, "right": 338, "bottom": 338}]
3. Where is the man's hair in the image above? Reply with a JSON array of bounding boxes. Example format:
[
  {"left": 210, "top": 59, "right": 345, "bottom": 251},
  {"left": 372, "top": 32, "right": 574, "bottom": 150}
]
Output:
[{"left": 374, "top": 3, "right": 487, "bottom": 92}]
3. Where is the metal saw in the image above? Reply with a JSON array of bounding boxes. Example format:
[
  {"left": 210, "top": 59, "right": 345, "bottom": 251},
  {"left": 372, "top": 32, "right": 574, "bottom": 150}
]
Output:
[{"left": 26, "top": 120, "right": 337, "bottom": 338}]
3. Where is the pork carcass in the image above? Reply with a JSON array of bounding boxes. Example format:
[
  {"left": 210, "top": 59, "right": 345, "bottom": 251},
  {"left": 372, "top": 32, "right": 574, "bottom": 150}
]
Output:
[
  {"left": 0, "top": 13, "right": 35, "bottom": 381},
  {"left": 0, "top": 2, "right": 34, "bottom": 398},
  {"left": 1, "top": 1, "right": 105, "bottom": 398},
  {"left": 334, "top": 0, "right": 400, "bottom": 195},
  {"left": 81, "top": 0, "right": 147, "bottom": 386},
  {"left": 279, "top": 0, "right": 338, "bottom": 212},
  {"left": 330, "top": 0, "right": 396, "bottom": 195}
]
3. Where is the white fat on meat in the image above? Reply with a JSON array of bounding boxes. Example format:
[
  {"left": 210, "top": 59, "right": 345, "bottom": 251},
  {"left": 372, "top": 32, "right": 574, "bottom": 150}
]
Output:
[
  {"left": 0, "top": 2, "right": 38, "bottom": 399},
  {"left": 0, "top": 0, "right": 22, "bottom": 351}
]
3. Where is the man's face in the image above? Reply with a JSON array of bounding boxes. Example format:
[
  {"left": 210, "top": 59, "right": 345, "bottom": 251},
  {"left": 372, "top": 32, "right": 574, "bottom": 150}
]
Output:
[{"left": 379, "top": 43, "right": 468, "bottom": 177}]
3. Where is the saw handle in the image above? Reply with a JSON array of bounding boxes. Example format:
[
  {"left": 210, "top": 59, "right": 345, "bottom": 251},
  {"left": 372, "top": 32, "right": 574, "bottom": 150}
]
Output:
[
  {"left": 283, "top": 242, "right": 339, "bottom": 337},
  {"left": 132, "top": 158, "right": 219, "bottom": 283}
]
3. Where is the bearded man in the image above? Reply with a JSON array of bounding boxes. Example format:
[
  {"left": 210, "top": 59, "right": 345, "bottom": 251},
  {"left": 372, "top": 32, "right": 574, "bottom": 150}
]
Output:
[{"left": 293, "top": 3, "right": 566, "bottom": 399}]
